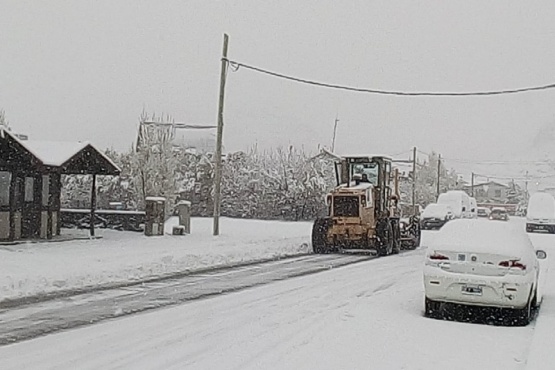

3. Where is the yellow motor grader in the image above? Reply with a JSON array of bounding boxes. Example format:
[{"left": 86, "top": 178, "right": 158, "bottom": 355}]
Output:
[{"left": 312, "top": 155, "right": 420, "bottom": 255}]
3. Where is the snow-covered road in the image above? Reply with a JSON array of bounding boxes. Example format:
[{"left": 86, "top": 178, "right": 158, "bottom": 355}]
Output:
[
  {"left": 0, "top": 219, "right": 554, "bottom": 370},
  {"left": 0, "top": 253, "right": 373, "bottom": 345}
]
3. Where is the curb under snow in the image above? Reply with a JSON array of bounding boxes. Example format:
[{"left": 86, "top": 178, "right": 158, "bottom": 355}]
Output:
[{"left": 0, "top": 249, "right": 311, "bottom": 310}]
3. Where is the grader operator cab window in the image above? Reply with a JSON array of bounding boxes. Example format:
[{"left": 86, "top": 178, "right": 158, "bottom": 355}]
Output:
[{"left": 352, "top": 162, "right": 379, "bottom": 186}]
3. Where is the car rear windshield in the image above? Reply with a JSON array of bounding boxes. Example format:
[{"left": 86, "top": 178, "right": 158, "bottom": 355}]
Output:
[{"left": 333, "top": 196, "right": 359, "bottom": 217}]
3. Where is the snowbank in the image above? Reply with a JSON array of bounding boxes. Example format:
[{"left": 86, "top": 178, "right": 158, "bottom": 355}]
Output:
[{"left": 0, "top": 218, "right": 311, "bottom": 303}]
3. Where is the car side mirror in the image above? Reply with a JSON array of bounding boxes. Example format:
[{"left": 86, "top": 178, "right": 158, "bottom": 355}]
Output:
[{"left": 536, "top": 250, "right": 548, "bottom": 260}]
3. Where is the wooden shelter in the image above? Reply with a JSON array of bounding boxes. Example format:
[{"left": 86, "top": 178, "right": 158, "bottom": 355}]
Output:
[{"left": 0, "top": 128, "right": 120, "bottom": 241}]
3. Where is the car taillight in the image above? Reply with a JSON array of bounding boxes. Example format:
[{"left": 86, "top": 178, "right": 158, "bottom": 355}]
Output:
[
  {"left": 499, "top": 260, "right": 526, "bottom": 270},
  {"left": 429, "top": 253, "right": 449, "bottom": 260}
]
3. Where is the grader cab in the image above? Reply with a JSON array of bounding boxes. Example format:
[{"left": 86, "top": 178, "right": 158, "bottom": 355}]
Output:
[{"left": 312, "top": 155, "right": 420, "bottom": 255}]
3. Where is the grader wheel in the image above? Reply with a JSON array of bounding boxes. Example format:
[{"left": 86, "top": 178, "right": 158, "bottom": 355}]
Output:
[
  {"left": 376, "top": 220, "right": 394, "bottom": 256},
  {"left": 312, "top": 218, "right": 333, "bottom": 254}
]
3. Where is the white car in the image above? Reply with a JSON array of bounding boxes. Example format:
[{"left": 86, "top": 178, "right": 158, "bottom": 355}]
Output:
[
  {"left": 420, "top": 203, "right": 454, "bottom": 230},
  {"left": 423, "top": 219, "right": 547, "bottom": 325},
  {"left": 527, "top": 192, "right": 555, "bottom": 233}
]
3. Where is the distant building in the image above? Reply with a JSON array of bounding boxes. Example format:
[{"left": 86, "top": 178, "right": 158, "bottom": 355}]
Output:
[
  {"left": 172, "top": 130, "right": 215, "bottom": 153},
  {"left": 463, "top": 181, "right": 513, "bottom": 203}
]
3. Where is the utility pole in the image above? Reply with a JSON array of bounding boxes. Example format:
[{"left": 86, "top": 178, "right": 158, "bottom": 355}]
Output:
[
  {"left": 525, "top": 170, "right": 529, "bottom": 199},
  {"left": 436, "top": 154, "right": 441, "bottom": 198},
  {"left": 412, "top": 147, "right": 417, "bottom": 214},
  {"left": 213, "top": 33, "right": 229, "bottom": 236},
  {"left": 331, "top": 115, "right": 339, "bottom": 152},
  {"left": 471, "top": 172, "right": 475, "bottom": 197}
]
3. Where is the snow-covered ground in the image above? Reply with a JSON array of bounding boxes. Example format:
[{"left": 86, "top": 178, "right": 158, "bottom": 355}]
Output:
[
  {"left": 0, "top": 217, "right": 311, "bottom": 302},
  {"left": 1, "top": 219, "right": 553, "bottom": 369}
]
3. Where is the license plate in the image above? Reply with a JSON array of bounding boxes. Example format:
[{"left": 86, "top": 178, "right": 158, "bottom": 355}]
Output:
[{"left": 462, "top": 285, "right": 482, "bottom": 295}]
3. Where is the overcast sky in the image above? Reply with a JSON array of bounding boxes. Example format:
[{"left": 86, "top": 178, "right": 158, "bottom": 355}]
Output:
[{"left": 2, "top": 0, "right": 555, "bottom": 164}]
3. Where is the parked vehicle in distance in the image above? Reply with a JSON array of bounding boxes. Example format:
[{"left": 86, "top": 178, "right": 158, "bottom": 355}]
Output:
[
  {"left": 526, "top": 192, "right": 555, "bottom": 233},
  {"left": 489, "top": 207, "right": 509, "bottom": 221},
  {"left": 424, "top": 219, "right": 546, "bottom": 326},
  {"left": 420, "top": 203, "right": 453, "bottom": 230},
  {"left": 477, "top": 207, "right": 491, "bottom": 218},
  {"left": 437, "top": 190, "right": 471, "bottom": 219}
]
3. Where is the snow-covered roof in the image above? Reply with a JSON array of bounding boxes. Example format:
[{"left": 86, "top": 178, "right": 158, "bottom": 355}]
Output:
[
  {"left": 1, "top": 129, "right": 120, "bottom": 174},
  {"left": 349, "top": 183, "right": 374, "bottom": 190},
  {"left": 464, "top": 181, "right": 509, "bottom": 189},
  {"left": 341, "top": 154, "right": 393, "bottom": 160},
  {"left": 23, "top": 140, "right": 88, "bottom": 167},
  {"left": 340, "top": 182, "right": 374, "bottom": 190}
]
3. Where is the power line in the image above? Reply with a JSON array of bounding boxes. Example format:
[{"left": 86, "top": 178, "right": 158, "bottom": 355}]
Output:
[
  {"left": 391, "top": 150, "right": 412, "bottom": 158},
  {"left": 226, "top": 59, "right": 555, "bottom": 97},
  {"left": 473, "top": 172, "right": 555, "bottom": 181},
  {"left": 441, "top": 157, "right": 554, "bottom": 165},
  {"left": 415, "top": 150, "right": 554, "bottom": 165},
  {"left": 142, "top": 121, "right": 217, "bottom": 130}
]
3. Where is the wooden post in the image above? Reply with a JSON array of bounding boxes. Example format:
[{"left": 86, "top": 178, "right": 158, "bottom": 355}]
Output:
[
  {"left": 471, "top": 172, "right": 475, "bottom": 197},
  {"left": 213, "top": 33, "right": 229, "bottom": 236},
  {"left": 8, "top": 172, "right": 16, "bottom": 241},
  {"left": 90, "top": 174, "right": 96, "bottom": 237},
  {"left": 331, "top": 116, "right": 339, "bottom": 152},
  {"left": 437, "top": 154, "right": 441, "bottom": 198}
]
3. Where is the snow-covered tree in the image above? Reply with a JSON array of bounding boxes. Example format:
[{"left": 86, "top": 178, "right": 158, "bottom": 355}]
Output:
[
  {"left": 131, "top": 113, "right": 180, "bottom": 216},
  {"left": 0, "top": 110, "right": 11, "bottom": 130},
  {"left": 415, "top": 151, "right": 462, "bottom": 206}
]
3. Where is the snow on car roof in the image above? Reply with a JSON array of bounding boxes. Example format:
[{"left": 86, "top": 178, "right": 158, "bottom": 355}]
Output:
[
  {"left": 422, "top": 203, "right": 452, "bottom": 217},
  {"left": 425, "top": 203, "right": 451, "bottom": 210},
  {"left": 430, "top": 219, "right": 535, "bottom": 258},
  {"left": 528, "top": 192, "right": 555, "bottom": 209}
]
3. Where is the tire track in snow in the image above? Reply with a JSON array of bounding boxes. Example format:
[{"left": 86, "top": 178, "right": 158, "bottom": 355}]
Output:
[{"left": 0, "top": 252, "right": 382, "bottom": 346}]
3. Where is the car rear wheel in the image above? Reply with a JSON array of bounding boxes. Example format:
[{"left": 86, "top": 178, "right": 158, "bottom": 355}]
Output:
[
  {"left": 424, "top": 297, "right": 441, "bottom": 319},
  {"left": 514, "top": 292, "right": 535, "bottom": 326}
]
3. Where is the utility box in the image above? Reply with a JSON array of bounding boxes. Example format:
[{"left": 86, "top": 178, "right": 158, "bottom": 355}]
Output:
[
  {"left": 145, "top": 197, "right": 166, "bottom": 236},
  {"left": 175, "top": 200, "right": 191, "bottom": 234}
]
